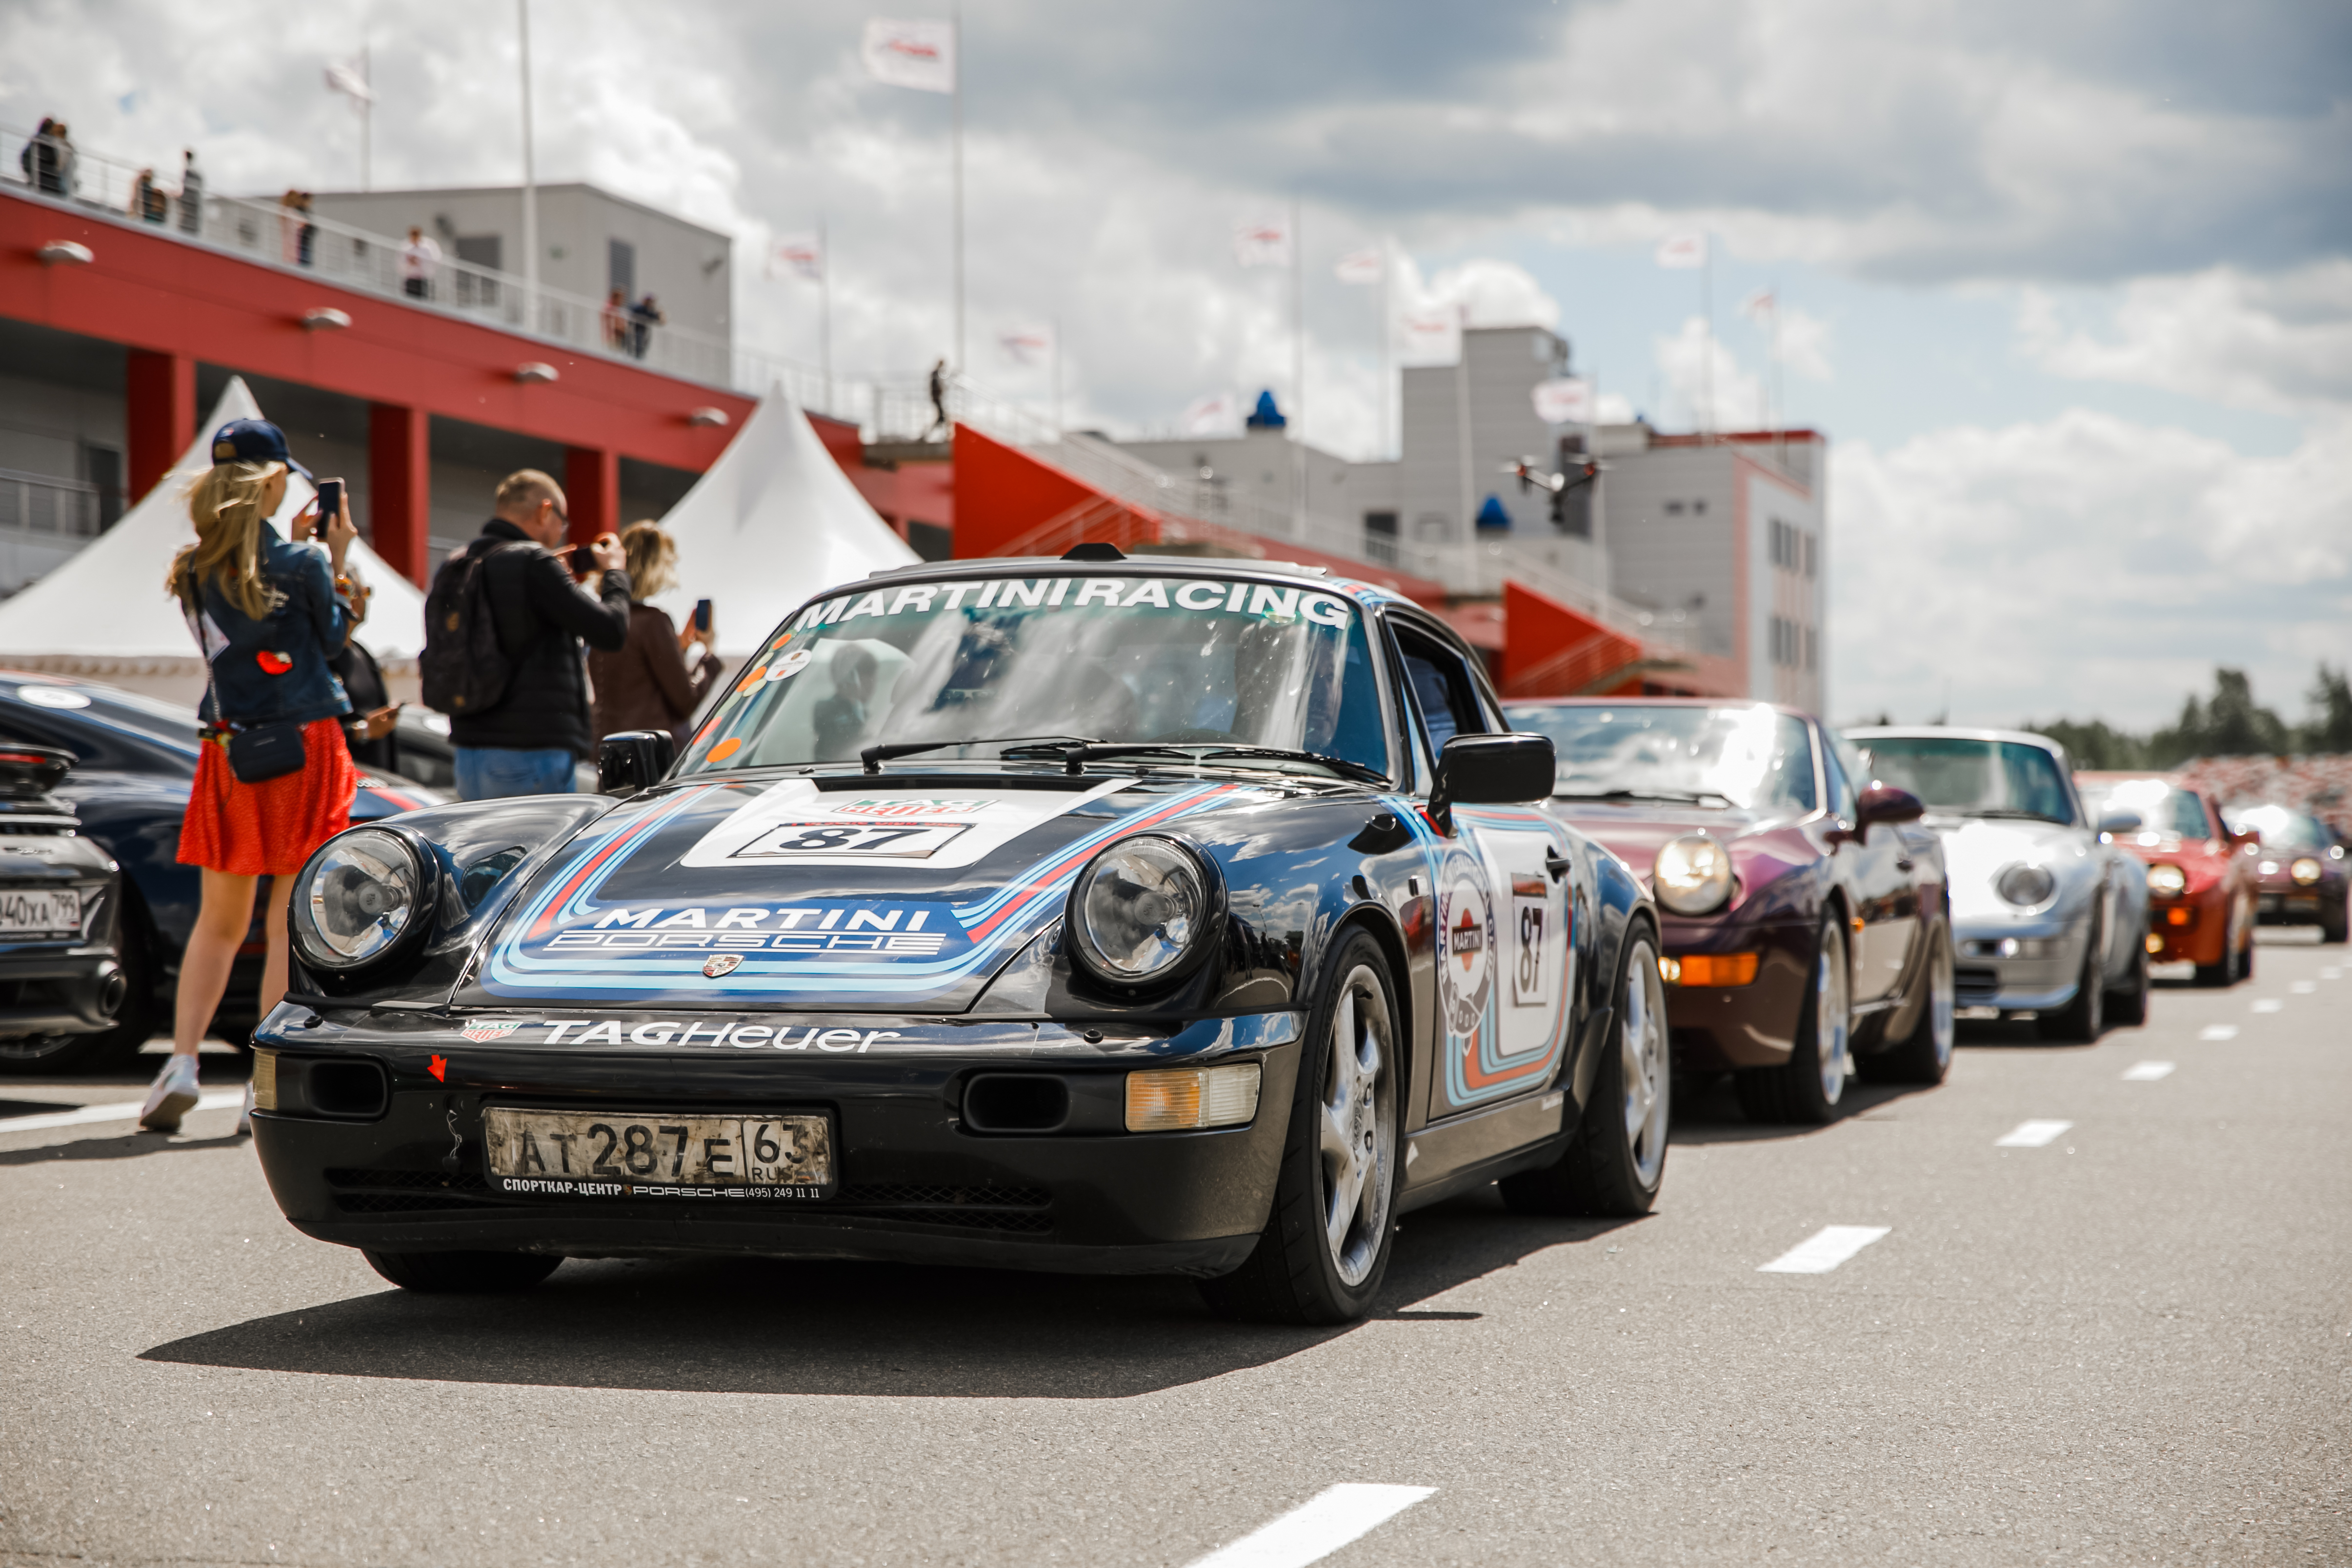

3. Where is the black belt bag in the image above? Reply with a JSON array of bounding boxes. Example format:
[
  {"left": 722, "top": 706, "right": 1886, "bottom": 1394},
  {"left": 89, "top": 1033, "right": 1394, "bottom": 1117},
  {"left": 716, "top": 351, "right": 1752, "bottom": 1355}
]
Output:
[{"left": 226, "top": 720, "right": 309, "bottom": 784}]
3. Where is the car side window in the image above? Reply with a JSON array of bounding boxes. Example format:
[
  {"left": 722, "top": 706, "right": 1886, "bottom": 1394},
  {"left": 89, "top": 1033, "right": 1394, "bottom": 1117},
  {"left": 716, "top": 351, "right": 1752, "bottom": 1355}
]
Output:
[{"left": 1393, "top": 627, "right": 1487, "bottom": 762}]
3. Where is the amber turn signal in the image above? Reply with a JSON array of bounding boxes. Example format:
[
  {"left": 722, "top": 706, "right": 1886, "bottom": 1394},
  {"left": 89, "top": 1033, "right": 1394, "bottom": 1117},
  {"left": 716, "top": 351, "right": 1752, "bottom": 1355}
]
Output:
[
  {"left": 251, "top": 1050, "right": 278, "bottom": 1112},
  {"left": 1665, "top": 951, "right": 1759, "bottom": 986},
  {"left": 2165, "top": 906, "right": 2193, "bottom": 927},
  {"left": 1124, "top": 1063, "right": 1261, "bottom": 1133}
]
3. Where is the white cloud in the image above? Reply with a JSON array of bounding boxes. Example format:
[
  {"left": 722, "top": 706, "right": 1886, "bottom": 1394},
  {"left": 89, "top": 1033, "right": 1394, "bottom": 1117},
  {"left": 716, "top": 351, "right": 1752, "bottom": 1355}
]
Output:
[
  {"left": 1830, "top": 407, "right": 2352, "bottom": 728},
  {"left": 1774, "top": 305, "right": 1833, "bottom": 382},
  {"left": 1654, "top": 318, "right": 1768, "bottom": 433}
]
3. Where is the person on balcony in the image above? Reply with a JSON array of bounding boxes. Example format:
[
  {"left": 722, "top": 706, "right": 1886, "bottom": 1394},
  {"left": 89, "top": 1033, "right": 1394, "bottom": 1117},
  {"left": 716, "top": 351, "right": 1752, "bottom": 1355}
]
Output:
[
  {"left": 177, "top": 148, "right": 203, "bottom": 235},
  {"left": 401, "top": 226, "right": 441, "bottom": 300}
]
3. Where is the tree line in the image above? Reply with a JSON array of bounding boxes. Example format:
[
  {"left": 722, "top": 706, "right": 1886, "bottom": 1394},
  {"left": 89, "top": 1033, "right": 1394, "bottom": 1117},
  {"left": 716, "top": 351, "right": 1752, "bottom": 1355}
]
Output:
[{"left": 2026, "top": 664, "right": 2352, "bottom": 770}]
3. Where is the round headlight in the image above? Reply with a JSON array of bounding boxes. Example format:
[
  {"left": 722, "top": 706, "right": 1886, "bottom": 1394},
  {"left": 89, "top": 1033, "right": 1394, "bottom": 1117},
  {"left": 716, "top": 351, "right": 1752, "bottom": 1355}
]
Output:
[
  {"left": 295, "top": 828, "right": 426, "bottom": 970},
  {"left": 1067, "top": 835, "right": 1216, "bottom": 986},
  {"left": 2292, "top": 857, "right": 2324, "bottom": 885},
  {"left": 1995, "top": 863, "right": 2056, "bottom": 907},
  {"left": 1652, "top": 834, "right": 1734, "bottom": 917},
  {"left": 2145, "top": 862, "right": 2188, "bottom": 899}
]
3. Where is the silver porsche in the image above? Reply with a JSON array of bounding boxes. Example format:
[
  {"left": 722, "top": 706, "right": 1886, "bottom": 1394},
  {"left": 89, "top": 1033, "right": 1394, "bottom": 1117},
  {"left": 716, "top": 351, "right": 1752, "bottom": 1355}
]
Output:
[{"left": 1846, "top": 727, "right": 2151, "bottom": 1041}]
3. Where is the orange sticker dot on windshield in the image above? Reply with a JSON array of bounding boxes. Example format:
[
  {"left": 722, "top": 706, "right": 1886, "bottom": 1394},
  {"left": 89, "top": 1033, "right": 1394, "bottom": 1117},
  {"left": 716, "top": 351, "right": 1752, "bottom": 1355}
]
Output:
[
  {"left": 738, "top": 667, "right": 767, "bottom": 691},
  {"left": 709, "top": 736, "right": 744, "bottom": 762}
]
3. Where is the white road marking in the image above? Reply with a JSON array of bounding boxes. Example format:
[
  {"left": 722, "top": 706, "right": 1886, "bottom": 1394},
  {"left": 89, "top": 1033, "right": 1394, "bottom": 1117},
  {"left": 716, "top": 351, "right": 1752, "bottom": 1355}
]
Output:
[
  {"left": 2290, "top": 980, "right": 2316, "bottom": 994},
  {"left": 1996, "top": 1119, "right": 2073, "bottom": 1147},
  {"left": 1757, "top": 1225, "right": 1890, "bottom": 1274},
  {"left": 2251, "top": 999, "right": 2284, "bottom": 1013},
  {"left": 0, "top": 1091, "right": 244, "bottom": 1135},
  {"left": 2322, "top": 966, "right": 2343, "bottom": 980},
  {"left": 2199, "top": 1025, "right": 2240, "bottom": 1041},
  {"left": 1187, "top": 1485, "right": 1437, "bottom": 1568},
  {"left": 2123, "top": 1062, "right": 2176, "bottom": 1081}
]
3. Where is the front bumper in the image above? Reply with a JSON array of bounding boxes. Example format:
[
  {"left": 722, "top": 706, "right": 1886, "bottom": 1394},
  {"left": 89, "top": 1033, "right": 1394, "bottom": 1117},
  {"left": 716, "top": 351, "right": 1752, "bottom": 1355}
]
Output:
[
  {"left": 250, "top": 1005, "right": 1301, "bottom": 1277},
  {"left": 0, "top": 945, "right": 125, "bottom": 1036},
  {"left": 1659, "top": 915, "right": 1812, "bottom": 1070},
  {"left": 2255, "top": 880, "right": 2340, "bottom": 925},
  {"left": 1951, "top": 917, "right": 2088, "bottom": 1012}
]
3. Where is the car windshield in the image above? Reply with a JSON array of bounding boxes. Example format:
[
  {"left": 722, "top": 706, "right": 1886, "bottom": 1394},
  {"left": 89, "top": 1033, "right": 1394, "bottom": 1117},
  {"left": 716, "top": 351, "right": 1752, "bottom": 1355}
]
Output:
[
  {"left": 2078, "top": 779, "right": 2211, "bottom": 839},
  {"left": 675, "top": 571, "right": 1388, "bottom": 778},
  {"left": 1852, "top": 737, "right": 2075, "bottom": 824},
  {"left": 1503, "top": 703, "right": 1816, "bottom": 812},
  {"left": 2223, "top": 804, "right": 2330, "bottom": 851}
]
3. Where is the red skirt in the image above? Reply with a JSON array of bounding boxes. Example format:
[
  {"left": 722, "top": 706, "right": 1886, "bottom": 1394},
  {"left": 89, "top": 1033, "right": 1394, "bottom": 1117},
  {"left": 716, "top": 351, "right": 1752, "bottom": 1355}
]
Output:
[{"left": 177, "top": 718, "right": 358, "bottom": 877}]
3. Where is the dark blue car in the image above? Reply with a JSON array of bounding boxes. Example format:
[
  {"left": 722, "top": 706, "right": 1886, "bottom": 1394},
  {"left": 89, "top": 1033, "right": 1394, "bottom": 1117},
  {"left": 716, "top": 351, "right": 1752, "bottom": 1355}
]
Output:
[
  {"left": 250, "top": 556, "right": 1666, "bottom": 1325},
  {"left": 0, "top": 672, "right": 442, "bottom": 1066}
]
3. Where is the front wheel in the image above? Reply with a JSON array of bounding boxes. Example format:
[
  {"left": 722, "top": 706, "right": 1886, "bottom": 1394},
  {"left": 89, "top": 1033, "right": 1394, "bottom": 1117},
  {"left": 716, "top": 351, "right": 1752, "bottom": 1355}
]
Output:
[
  {"left": 2193, "top": 908, "right": 2245, "bottom": 988},
  {"left": 1501, "top": 920, "right": 1670, "bottom": 1216},
  {"left": 2038, "top": 916, "right": 2107, "bottom": 1043},
  {"left": 1861, "top": 922, "right": 1954, "bottom": 1084},
  {"left": 1199, "top": 932, "right": 1401, "bottom": 1326},
  {"left": 1735, "top": 913, "right": 1851, "bottom": 1125},
  {"left": 2106, "top": 938, "right": 2150, "bottom": 1026},
  {"left": 362, "top": 1249, "right": 563, "bottom": 1293}
]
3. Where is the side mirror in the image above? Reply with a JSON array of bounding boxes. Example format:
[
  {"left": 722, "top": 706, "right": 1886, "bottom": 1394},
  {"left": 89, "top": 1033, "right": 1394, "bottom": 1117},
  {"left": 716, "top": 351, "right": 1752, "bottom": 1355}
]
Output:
[
  {"left": 2096, "top": 810, "right": 2142, "bottom": 838},
  {"left": 597, "top": 729, "right": 676, "bottom": 797},
  {"left": 1429, "top": 732, "right": 1555, "bottom": 833},
  {"left": 1840, "top": 784, "right": 1924, "bottom": 844}
]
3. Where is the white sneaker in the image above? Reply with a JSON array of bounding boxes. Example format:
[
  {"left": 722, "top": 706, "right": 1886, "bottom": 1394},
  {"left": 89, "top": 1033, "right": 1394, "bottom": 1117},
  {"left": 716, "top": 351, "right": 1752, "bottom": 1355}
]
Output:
[
  {"left": 138, "top": 1054, "right": 200, "bottom": 1134},
  {"left": 236, "top": 1079, "right": 255, "bottom": 1137}
]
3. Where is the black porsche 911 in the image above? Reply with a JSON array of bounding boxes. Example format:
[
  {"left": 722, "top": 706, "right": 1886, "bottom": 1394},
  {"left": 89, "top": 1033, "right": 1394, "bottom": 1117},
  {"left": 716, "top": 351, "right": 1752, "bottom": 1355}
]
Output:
[
  {"left": 0, "top": 744, "right": 129, "bottom": 1066},
  {"left": 252, "top": 553, "right": 1668, "bottom": 1325}
]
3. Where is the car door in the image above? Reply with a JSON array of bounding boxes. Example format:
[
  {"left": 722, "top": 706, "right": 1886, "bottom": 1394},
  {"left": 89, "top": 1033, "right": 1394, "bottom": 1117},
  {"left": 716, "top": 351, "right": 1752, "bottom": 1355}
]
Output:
[
  {"left": 1826, "top": 726, "right": 1916, "bottom": 1002},
  {"left": 1389, "top": 619, "right": 1573, "bottom": 1116}
]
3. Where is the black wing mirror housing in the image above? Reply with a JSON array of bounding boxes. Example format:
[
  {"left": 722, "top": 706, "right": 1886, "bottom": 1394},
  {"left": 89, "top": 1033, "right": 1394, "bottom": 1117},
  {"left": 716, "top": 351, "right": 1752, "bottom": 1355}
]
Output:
[
  {"left": 598, "top": 730, "right": 676, "bottom": 797},
  {"left": 1842, "top": 784, "right": 1925, "bottom": 844},
  {"left": 1429, "top": 732, "right": 1556, "bottom": 833}
]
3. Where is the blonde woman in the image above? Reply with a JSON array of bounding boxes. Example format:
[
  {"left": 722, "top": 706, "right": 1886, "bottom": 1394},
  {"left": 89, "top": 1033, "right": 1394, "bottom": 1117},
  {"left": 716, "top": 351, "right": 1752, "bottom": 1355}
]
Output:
[
  {"left": 140, "top": 420, "right": 359, "bottom": 1135},
  {"left": 588, "top": 521, "right": 723, "bottom": 749}
]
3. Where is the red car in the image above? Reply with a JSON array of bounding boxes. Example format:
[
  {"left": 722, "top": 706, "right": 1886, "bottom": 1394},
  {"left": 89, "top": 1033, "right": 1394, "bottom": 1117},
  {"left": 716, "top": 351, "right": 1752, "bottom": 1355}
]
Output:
[{"left": 2074, "top": 774, "right": 2258, "bottom": 985}]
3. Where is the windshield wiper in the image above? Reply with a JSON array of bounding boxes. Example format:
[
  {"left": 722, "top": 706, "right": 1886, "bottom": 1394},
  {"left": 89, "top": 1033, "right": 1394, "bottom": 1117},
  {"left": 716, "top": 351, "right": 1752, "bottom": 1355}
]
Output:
[
  {"left": 1556, "top": 787, "right": 1732, "bottom": 807},
  {"left": 1057, "top": 742, "right": 1388, "bottom": 784},
  {"left": 859, "top": 734, "right": 1096, "bottom": 775},
  {"left": 1958, "top": 807, "right": 2070, "bottom": 824}
]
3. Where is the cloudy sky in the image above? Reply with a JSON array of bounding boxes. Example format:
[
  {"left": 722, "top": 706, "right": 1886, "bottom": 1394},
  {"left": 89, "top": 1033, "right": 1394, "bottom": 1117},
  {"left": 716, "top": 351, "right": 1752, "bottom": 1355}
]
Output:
[{"left": 5, "top": 0, "right": 2347, "bottom": 728}]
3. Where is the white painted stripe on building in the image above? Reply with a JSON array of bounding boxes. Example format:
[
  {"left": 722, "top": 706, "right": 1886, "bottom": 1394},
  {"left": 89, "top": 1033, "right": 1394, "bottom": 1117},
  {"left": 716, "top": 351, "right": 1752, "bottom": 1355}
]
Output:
[
  {"left": 1757, "top": 1225, "right": 1890, "bottom": 1275},
  {"left": 0, "top": 1090, "right": 243, "bottom": 1135},
  {"left": 1187, "top": 1485, "right": 1437, "bottom": 1568},
  {"left": 1995, "top": 1119, "right": 2073, "bottom": 1147},
  {"left": 2199, "top": 1025, "right": 2239, "bottom": 1041},
  {"left": 2123, "top": 1061, "right": 2175, "bottom": 1082}
]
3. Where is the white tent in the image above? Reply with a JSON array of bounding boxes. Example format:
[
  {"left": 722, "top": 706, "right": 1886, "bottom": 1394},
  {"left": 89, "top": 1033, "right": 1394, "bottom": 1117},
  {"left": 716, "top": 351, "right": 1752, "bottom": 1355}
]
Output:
[
  {"left": 0, "top": 377, "right": 428, "bottom": 705},
  {"left": 646, "top": 388, "right": 919, "bottom": 660}
]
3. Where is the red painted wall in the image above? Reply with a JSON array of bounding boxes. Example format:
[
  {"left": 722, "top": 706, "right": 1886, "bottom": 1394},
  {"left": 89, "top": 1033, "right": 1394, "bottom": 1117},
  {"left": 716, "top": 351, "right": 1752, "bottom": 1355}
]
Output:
[
  {"left": 950, "top": 423, "right": 1102, "bottom": 559},
  {"left": 2, "top": 189, "right": 753, "bottom": 487}
]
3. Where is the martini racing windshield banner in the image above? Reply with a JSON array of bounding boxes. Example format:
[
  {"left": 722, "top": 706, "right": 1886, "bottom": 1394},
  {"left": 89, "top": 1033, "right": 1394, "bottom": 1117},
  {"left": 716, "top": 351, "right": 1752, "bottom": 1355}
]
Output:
[{"left": 674, "top": 574, "right": 1389, "bottom": 779}]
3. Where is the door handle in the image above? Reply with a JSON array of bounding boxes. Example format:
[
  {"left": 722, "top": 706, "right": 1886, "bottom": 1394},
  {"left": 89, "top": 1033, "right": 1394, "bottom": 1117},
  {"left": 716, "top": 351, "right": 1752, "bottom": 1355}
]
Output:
[{"left": 1544, "top": 849, "right": 1572, "bottom": 882}]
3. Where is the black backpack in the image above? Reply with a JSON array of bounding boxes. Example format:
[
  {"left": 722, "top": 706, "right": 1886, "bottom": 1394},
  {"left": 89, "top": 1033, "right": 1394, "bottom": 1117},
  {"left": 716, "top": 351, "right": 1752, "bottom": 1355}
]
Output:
[{"left": 421, "top": 540, "right": 529, "bottom": 716}]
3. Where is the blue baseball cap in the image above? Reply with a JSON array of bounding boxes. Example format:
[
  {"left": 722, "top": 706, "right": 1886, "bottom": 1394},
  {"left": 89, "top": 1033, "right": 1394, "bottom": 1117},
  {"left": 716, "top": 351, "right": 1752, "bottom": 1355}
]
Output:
[{"left": 209, "top": 418, "right": 313, "bottom": 482}]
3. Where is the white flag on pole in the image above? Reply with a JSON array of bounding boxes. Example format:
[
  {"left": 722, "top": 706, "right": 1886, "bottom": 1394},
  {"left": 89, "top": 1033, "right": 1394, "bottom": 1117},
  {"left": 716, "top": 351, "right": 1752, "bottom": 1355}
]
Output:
[
  {"left": 1531, "top": 377, "right": 1593, "bottom": 426},
  {"left": 1655, "top": 232, "right": 1707, "bottom": 269},
  {"left": 1400, "top": 308, "right": 1462, "bottom": 366},
  {"left": 1334, "top": 246, "right": 1384, "bottom": 285},
  {"left": 1234, "top": 218, "right": 1292, "bottom": 268},
  {"left": 768, "top": 233, "right": 824, "bottom": 282},
  {"left": 861, "top": 18, "right": 956, "bottom": 93},
  {"left": 324, "top": 58, "right": 374, "bottom": 105},
  {"left": 998, "top": 323, "right": 1053, "bottom": 367},
  {"left": 1740, "top": 286, "right": 1776, "bottom": 321},
  {"left": 1181, "top": 391, "right": 1244, "bottom": 437}
]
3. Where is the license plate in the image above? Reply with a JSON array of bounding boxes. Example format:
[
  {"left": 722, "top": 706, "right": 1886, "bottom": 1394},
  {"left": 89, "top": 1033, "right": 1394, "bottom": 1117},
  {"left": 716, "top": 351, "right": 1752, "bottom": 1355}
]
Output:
[
  {"left": 0, "top": 887, "right": 80, "bottom": 937},
  {"left": 482, "top": 1107, "right": 833, "bottom": 1200}
]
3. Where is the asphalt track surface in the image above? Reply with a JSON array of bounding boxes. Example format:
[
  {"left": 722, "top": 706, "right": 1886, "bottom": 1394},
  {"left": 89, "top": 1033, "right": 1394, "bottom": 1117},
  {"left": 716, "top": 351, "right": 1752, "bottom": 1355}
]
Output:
[{"left": 2, "top": 933, "right": 2346, "bottom": 1567}]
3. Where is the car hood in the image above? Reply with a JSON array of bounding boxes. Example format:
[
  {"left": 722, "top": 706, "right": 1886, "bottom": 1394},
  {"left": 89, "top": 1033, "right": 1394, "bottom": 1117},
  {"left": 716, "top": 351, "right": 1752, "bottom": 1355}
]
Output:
[
  {"left": 1546, "top": 801, "right": 1818, "bottom": 911},
  {"left": 463, "top": 769, "right": 1289, "bottom": 1013},
  {"left": 1924, "top": 815, "right": 2095, "bottom": 918}
]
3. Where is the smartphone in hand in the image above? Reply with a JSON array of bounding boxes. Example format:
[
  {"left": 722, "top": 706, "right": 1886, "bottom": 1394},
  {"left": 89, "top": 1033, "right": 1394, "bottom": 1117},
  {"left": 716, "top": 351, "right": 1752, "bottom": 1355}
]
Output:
[
  {"left": 694, "top": 598, "right": 713, "bottom": 633},
  {"left": 568, "top": 543, "right": 597, "bottom": 575},
  {"left": 315, "top": 478, "right": 344, "bottom": 522}
]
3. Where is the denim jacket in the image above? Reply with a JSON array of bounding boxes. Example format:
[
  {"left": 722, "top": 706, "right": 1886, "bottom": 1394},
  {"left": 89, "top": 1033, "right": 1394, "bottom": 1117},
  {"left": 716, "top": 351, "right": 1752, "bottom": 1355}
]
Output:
[{"left": 183, "top": 524, "right": 355, "bottom": 728}]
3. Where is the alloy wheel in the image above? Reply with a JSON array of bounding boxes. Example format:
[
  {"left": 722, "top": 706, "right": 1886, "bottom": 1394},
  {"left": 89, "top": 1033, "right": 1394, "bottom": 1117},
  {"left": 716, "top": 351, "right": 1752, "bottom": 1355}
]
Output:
[
  {"left": 1816, "top": 931, "right": 1851, "bottom": 1105},
  {"left": 1926, "top": 935, "right": 1956, "bottom": 1073},
  {"left": 1318, "top": 964, "right": 1397, "bottom": 1287},
  {"left": 1620, "top": 936, "right": 1671, "bottom": 1187}
]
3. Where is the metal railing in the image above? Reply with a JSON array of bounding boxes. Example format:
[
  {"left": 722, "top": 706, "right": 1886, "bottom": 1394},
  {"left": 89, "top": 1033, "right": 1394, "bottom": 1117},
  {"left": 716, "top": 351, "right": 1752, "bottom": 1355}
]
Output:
[{"left": 0, "top": 469, "right": 105, "bottom": 540}]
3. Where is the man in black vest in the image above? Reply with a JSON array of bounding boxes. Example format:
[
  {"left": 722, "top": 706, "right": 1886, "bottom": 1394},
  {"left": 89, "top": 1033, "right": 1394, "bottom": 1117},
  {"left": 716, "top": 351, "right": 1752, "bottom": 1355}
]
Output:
[{"left": 449, "top": 469, "right": 630, "bottom": 800}]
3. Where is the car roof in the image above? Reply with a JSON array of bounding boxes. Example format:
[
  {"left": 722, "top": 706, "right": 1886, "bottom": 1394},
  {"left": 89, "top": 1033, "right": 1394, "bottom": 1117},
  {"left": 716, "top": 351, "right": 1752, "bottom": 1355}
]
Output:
[
  {"left": 1846, "top": 725, "right": 2066, "bottom": 753},
  {"left": 1502, "top": 695, "right": 1814, "bottom": 721}
]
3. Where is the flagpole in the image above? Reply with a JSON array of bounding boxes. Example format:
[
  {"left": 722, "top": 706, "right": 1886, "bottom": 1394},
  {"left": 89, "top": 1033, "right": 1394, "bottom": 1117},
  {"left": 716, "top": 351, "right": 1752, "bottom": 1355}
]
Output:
[
  {"left": 1052, "top": 315, "right": 1063, "bottom": 437},
  {"left": 951, "top": 0, "right": 964, "bottom": 375},
  {"left": 1380, "top": 242, "right": 1392, "bottom": 460},
  {"left": 820, "top": 218, "right": 833, "bottom": 416},
  {"left": 518, "top": 0, "right": 538, "bottom": 336},
  {"left": 1291, "top": 193, "right": 1306, "bottom": 534},
  {"left": 1699, "top": 231, "right": 1712, "bottom": 441},
  {"left": 361, "top": 41, "right": 372, "bottom": 191}
]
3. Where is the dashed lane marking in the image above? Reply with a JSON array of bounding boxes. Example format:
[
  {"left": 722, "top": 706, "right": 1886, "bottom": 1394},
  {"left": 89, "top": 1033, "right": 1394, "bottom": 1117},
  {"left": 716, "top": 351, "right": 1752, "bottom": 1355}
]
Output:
[
  {"left": 1996, "top": 1119, "right": 2073, "bottom": 1147},
  {"left": 1187, "top": 1485, "right": 1437, "bottom": 1568},
  {"left": 2252, "top": 999, "right": 2284, "bottom": 1013},
  {"left": 1757, "top": 1226, "right": 1890, "bottom": 1274},
  {"left": 2124, "top": 1061, "right": 2176, "bottom": 1081},
  {"left": 2200, "top": 1025, "right": 2240, "bottom": 1041},
  {"left": 2291, "top": 980, "right": 2316, "bottom": 994},
  {"left": 0, "top": 1091, "right": 244, "bottom": 1135}
]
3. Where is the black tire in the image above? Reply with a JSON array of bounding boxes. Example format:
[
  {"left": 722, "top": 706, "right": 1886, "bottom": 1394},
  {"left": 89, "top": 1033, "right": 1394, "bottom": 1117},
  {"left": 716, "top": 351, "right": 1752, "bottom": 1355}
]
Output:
[
  {"left": 1199, "top": 931, "right": 1402, "bottom": 1326},
  {"left": 362, "top": 1249, "right": 563, "bottom": 1293},
  {"left": 2038, "top": 916, "right": 2107, "bottom": 1043},
  {"left": 1501, "top": 919, "right": 1669, "bottom": 1217},
  {"left": 1735, "top": 913, "right": 1851, "bottom": 1125},
  {"left": 2323, "top": 902, "right": 2348, "bottom": 945},
  {"left": 0, "top": 1029, "right": 129, "bottom": 1076},
  {"left": 1861, "top": 921, "right": 1954, "bottom": 1084},
  {"left": 2106, "top": 939, "right": 2150, "bottom": 1027}
]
